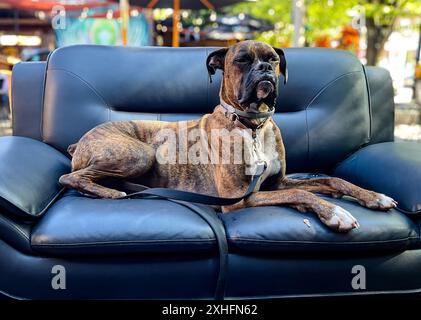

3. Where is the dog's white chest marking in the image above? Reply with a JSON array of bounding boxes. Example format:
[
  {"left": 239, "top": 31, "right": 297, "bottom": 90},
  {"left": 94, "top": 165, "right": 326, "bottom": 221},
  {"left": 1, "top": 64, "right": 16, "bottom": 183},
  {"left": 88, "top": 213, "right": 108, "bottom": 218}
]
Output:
[{"left": 244, "top": 122, "right": 281, "bottom": 189}]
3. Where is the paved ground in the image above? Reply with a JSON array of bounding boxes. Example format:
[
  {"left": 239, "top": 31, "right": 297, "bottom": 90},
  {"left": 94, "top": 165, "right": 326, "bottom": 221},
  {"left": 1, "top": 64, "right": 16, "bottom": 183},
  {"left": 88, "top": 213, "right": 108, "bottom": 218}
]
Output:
[
  {"left": 395, "top": 124, "right": 421, "bottom": 141},
  {"left": 0, "top": 106, "right": 11, "bottom": 136},
  {"left": 0, "top": 118, "right": 11, "bottom": 136},
  {"left": 394, "top": 103, "right": 421, "bottom": 142}
]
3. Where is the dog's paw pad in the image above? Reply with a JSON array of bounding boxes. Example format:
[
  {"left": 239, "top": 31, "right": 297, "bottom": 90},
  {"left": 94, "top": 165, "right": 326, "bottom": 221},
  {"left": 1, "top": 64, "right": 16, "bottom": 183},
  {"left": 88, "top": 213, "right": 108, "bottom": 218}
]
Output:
[
  {"left": 360, "top": 193, "right": 397, "bottom": 211},
  {"left": 105, "top": 191, "right": 127, "bottom": 199},
  {"left": 377, "top": 194, "right": 397, "bottom": 209},
  {"left": 326, "top": 206, "right": 359, "bottom": 232}
]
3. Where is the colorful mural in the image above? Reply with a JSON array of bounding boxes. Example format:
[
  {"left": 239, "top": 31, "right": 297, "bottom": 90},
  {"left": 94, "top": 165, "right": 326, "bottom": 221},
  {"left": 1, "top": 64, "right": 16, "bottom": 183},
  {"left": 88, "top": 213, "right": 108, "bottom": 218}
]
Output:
[{"left": 55, "top": 14, "right": 151, "bottom": 47}]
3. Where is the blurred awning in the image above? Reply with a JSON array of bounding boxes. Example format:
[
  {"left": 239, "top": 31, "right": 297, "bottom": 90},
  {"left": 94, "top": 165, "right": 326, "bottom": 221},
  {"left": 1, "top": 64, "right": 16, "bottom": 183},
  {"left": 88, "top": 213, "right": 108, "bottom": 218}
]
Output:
[
  {"left": 1, "top": 0, "right": 113, "bottom": 11},
  {"left": 120, "top": 0, "right": 245, "bottom": 10},
  {"left": 113, "top": 0, "right": 246, "bottom": 47},
  {"left": 2, "top": 0, "right": 249, "bottom": 47},
  {"left": 216, "top": 13, "right": 273, "bottom": 32}
]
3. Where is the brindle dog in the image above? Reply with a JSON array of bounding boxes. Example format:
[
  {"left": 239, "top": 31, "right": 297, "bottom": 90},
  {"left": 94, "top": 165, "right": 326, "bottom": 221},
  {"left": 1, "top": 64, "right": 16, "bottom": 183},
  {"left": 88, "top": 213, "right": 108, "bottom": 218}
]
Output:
[{"left": 59, "top": 41, "right": 397, "bottom": 232}]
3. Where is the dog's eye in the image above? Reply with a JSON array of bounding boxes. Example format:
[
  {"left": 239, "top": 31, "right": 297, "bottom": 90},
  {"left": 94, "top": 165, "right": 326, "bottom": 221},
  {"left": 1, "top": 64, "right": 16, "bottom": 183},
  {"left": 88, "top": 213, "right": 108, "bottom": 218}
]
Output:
[
  {"left": 269, "top": 57, "right": 280, "bottom": 63},
  {"left": 234, "top": 56, "right": 252, "bottom": 64}
]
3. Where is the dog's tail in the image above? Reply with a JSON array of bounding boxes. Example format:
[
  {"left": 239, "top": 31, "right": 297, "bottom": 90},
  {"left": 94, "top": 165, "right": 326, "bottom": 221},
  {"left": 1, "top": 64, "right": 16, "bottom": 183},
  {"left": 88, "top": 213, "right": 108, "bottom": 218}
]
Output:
[{"left": 67, "top": 143, "right": 78, "bottom": 157}]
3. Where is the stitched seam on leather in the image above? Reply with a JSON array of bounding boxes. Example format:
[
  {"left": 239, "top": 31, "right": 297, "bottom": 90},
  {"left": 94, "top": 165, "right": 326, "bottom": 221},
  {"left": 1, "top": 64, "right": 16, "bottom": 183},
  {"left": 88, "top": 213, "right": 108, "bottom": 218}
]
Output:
[
  {"left": 304, "top": 71, "right": 361, "bottom": 111},
  {"left": 32, "top": 239, "right": 216, "bottom": 247},
  {"left": 362, "top": 65, "right": 372, "bottom": 144},
  {"left": 304, "top": 71, "right": 362, "bottom": 165},
  {"left": 397, "top": 207, "right": 421, "bottom": 215},
  {"left": 0, "top": 215, "right": 29, "bottom": 240},
  {"left": 228, "top": 287, "right": 421, "bottom": 300},
  {"left": 36, "top": 187, "right": 67, "bottom": 216},
  {"left": 305, "top": 109, "right": 310, "bottom": 164},
  {"left": 228, "top": 236, "right": 419, "bottom": 245},
  {"left": 47, "top": 68, "right": 110, "bottom": 109},
  {"left": 11, "top": 64, "right": 17, "bottom": 134},
  {"left": 41, "top": 53, "right": 52, "bottom": 141}
]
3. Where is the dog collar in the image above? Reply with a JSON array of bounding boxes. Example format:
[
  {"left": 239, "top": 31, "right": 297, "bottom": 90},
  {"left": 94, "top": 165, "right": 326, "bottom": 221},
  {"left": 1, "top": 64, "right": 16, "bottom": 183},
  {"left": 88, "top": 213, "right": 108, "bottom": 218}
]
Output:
[
  {"left": 220, "top": 99, "right": 275, "bottom": 120},
  {"left": 219, "top": 99, "right": 274, "bottom": 133}
]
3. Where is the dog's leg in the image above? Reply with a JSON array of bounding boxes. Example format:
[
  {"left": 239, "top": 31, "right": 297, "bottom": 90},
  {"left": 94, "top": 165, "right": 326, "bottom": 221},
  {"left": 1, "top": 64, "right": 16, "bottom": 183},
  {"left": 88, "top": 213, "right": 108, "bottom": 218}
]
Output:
[
  {"left": 60, "top": 136, "right": 156, "bottom": 199},
  {"left": 222, "top": 189, "right": 359, "bottom": 232},
  {"left": 279, "top": 177, "right": 397, "bottom": 210},
  {"left": 60, "top": 167, "right": 128, "bottom": 199}
]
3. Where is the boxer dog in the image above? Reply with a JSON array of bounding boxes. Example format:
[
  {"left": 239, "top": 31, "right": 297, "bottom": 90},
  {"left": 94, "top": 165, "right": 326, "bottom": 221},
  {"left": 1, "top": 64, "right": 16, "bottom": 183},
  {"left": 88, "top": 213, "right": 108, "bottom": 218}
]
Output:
[{"left": 59, "top": 41, "right": 397, "bottom": 232}]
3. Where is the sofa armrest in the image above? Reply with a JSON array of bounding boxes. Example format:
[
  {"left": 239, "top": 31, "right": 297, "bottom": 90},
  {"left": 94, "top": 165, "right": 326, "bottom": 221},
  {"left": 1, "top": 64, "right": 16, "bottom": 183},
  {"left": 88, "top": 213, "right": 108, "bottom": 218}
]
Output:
[
  {"left": 364, "top": 66, "right": 394, "bottom": 145},
  {"left": 0, "top": 136, "right": 70, "bottom": 219},
  {"left": 333, "top": 142, "right": 421, "bottom": 214},
  {"left": 12, "top": 62, "right": 46, "bottom": 140}
]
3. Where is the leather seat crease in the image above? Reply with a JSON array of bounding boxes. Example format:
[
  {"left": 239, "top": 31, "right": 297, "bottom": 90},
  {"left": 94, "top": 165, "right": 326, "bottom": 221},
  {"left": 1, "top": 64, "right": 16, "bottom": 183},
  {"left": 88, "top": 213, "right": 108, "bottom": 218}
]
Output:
[
  {"left": 31, "top": 191, "right": 218, "bottom": 255},
  {"left": 221, "top": 195, "right": 419, "bottom": 253}
]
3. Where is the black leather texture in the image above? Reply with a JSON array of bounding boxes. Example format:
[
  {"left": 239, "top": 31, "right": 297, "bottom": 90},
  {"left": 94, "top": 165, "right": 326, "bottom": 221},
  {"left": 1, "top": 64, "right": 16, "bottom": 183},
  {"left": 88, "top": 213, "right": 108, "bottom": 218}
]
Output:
[
  {"left": 221, "top": 195, "right": 419, "bottom": 253},
  {"left": 31, "top": 190, "right": 218, "bottom": 255},
  {"left": 0, "top": 239, "right": 219, "bottom": 299},
  {"left": 12, "top": 62, "right": 46, "bottom": 141},
  {"left": 0, "top": 211, "right": 32, "bottom": 254},
  {"left": 42, "top": 45, "right": 369, "bottom": 173},
  {"left": 3, "top": 238, "right": 421, "bottom": 299},
  {"left": 224, "top": 250, "right": 421, "bottom": 299},
  {"left": 0, "top": 136, "right": 70, "bottom": 218},
  {"left": 364, "top": 66, "right": 395, "bottom": 145},
  {"left": 334, "top": 142, "right": 421, "bottom": 214}
]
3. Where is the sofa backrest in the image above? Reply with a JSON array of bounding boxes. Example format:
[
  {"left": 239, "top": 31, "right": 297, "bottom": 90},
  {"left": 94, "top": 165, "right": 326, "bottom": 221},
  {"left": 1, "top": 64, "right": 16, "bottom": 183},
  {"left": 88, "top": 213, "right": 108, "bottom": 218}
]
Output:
[{"left": 13, "top": 45, "right": 394, "bottom": 173}]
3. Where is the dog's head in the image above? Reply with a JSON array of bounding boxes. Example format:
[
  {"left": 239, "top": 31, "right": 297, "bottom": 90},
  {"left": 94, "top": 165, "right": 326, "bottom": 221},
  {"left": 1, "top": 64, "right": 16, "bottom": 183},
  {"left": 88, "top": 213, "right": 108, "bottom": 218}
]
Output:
[{"left": 206, "top": 40, "right": 287, "bottom": 113}]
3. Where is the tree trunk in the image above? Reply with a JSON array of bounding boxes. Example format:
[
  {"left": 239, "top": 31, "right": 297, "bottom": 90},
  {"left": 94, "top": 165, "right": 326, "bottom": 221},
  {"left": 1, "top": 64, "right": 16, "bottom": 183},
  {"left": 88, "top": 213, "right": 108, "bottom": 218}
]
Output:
[
  {"left": 366, "top": 16, "right": 381, "bottom": 65},
  {"left": 365, "top": 15, "right": 397, "bottom": 65}
]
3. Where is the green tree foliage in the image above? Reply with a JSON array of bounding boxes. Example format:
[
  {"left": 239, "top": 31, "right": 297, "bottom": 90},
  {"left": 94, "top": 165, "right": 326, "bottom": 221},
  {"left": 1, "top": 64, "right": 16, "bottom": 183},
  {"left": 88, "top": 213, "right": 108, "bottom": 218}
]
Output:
[
  {"left": 363, "top": 0, "right": 421, "bottom": 65},
  {"left": 305, "top": 0, "right": 358, "bottom": 43},
  {"left": 225, "top": 0, "right": 421, "bottom": 65}
]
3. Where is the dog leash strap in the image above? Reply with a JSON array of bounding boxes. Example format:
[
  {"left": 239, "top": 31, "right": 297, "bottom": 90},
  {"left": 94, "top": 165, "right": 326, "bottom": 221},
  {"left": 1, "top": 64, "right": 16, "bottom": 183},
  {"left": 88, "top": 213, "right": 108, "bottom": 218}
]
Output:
[
  {"left": 116, "top": 163, "right": 266, "bottom": 300},
  {"left": 121, "top": 163, "right": 266, "bottom": 206},
  {"left": 168, "top": 200, "right": 228, "bottom": 300},
  {"left": 116, "top": 187, "right": 231, "bottom": 300}
]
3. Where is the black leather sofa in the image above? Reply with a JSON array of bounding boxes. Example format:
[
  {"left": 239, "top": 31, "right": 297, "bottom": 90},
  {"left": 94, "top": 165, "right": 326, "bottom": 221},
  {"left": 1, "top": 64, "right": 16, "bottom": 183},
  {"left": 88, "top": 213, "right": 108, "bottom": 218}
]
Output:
[{"left": 1, "top": 45, "right": 421, "bottom": 300}]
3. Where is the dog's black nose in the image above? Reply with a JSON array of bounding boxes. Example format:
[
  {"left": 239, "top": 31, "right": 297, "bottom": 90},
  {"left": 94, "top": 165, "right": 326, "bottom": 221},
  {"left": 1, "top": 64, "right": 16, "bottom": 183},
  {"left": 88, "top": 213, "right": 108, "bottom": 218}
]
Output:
[{"left": 256, "top": 62, "right": 273, "bottom": 72}]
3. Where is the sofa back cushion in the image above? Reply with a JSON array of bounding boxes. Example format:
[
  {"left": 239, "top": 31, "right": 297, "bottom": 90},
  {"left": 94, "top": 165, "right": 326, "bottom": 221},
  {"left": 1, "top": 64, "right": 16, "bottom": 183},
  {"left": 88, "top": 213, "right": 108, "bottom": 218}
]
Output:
[{"left": 42, "top": 45, "right": 370, "bottom": 173}]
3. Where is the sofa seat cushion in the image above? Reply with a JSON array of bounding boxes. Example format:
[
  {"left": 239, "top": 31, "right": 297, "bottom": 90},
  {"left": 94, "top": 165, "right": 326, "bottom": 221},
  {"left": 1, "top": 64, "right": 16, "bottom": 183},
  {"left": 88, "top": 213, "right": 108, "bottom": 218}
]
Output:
[
  {"left": 31, "top": 191, "right": 218, "bottom": 256},
  {"left": 221, "top": 195, "right": 419, "bottom": 253}
]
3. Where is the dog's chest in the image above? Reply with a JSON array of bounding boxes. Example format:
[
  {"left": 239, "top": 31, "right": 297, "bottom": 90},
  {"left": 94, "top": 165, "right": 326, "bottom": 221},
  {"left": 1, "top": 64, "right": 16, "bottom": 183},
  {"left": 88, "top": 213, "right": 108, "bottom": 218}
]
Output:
[{"left": 243, "top": 123, "right": 281, "bottom": 187}]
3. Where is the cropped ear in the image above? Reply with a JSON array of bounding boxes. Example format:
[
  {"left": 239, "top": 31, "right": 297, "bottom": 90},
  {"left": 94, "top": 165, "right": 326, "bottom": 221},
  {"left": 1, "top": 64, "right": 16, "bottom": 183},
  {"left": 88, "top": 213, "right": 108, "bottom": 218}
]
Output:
[
  {"left": 206, "top": 48, "right": 228, "bottom": 83},
  {"left": 274, "top": 48, "right": 288, "bottom": 85}
]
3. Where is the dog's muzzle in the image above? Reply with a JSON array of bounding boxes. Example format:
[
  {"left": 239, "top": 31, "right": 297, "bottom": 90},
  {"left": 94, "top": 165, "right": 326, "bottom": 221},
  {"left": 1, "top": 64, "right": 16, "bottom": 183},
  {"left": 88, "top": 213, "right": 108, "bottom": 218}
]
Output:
[{"left": 256, "top": 80, "right": 275, "bottom": 100}]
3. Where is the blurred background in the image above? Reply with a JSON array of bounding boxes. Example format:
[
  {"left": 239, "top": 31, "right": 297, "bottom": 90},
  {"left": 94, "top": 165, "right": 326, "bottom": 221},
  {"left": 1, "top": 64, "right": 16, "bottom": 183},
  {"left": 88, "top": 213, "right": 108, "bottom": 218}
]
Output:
[{"left": 0, "top": 0, "right": 420, "bottom": 140}]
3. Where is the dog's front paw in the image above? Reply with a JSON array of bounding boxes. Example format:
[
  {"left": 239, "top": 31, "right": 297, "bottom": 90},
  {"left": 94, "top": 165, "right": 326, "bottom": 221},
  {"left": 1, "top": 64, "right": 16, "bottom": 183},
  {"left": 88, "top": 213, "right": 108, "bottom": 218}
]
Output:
[
  {"left": 358, "top": 192, "right": 397, "bottom": 211},
  {"left": 103, "top": 191, "right": 127, "bottom": 199},
  {"left": 319, "top": 205, "right": 359, "bottom": 233}
]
